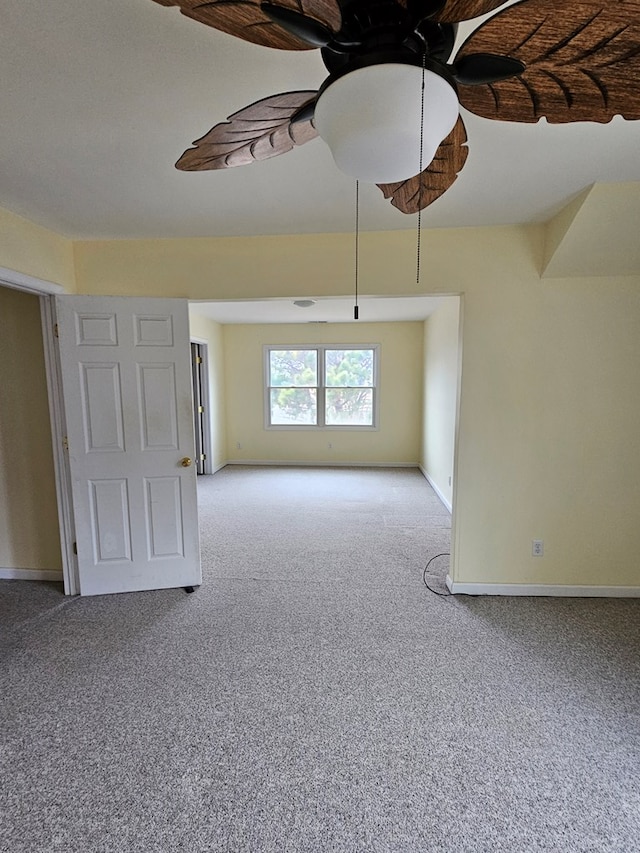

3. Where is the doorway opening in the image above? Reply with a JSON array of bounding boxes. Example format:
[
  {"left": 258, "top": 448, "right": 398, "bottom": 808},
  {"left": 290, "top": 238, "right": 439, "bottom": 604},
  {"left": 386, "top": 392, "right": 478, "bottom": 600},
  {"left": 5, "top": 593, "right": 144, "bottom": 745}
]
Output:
[
  {"left": 190, "top": 340, "right": 212, "bottom": 476},
  {"left": 1, "top": 273, "right": 463, "bottom": 598}
]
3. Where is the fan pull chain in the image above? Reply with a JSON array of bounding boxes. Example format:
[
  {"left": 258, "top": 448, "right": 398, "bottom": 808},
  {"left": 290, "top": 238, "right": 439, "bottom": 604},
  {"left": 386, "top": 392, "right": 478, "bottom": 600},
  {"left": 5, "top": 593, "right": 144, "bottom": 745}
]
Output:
[
  {"left": 416, "top": 51, "right": 426, "bottom": 287},
  {"left": 354, "top": 179, "right": 360, "bottom": 320}
]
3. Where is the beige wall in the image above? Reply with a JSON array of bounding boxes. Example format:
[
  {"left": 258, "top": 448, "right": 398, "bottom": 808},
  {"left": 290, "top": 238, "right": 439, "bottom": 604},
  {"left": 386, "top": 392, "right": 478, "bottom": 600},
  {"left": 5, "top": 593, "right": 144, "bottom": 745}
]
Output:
[
  {"left": 70, "top": 224, "right": 640, "bottom": 590},
  {"left": 421, "top": 297, "right": 461, "bottom": 510},
  {"left": 0, "top": 287, "right": 62, "bottom": 572},
  {"left": 0, "top": 206, "right": 75, "bottom": 291},
  {"left": 73, "top": 229, "right": 455, "bottom": 300},
  {"left": 5, "top": 216, "right": 640, "bottom": 591},
  {"left": 452, "top": 261, "right": 640, "bottom": 589},
  {"left": 188, "top": 310, "right": 227, "bottom": 472},
  {"left": 223, "top": 322, "right": 423, "bottom": 465}
]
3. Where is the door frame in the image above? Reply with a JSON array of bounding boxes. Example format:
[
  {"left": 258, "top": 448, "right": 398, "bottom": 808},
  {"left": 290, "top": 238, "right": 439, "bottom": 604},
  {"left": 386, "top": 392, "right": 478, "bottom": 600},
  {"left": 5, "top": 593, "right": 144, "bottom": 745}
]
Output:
[
  {"left": 41, "top": 296, "right": 78, "bottom": 594},
  {"left": 0, "top": 269, "right": 77, "bottom": 594},
  {"left": 190, "top": 337, "right": 213, "bottom": 476},
  {"left": 0, "top": 268, "right": 211, "bottom": 597}
]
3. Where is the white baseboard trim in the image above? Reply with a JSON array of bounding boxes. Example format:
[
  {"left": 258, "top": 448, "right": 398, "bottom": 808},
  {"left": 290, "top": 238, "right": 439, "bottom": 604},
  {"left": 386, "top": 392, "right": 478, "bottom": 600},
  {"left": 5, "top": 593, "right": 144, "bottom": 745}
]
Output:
[
  {"left": 0, "top": 567, "right": 63, "bottom": 582},
  {"left": 445, "top": 575, "right": 640, "bottom": 597},
  {"left": 226, "top": 460, "right": 420, "bottom": 468},
  {"left": 207, "top": 461, "right": 227, "bottom": 475},
  {"left": 418, "top": 466, "right": 452, "bottom": 513}
]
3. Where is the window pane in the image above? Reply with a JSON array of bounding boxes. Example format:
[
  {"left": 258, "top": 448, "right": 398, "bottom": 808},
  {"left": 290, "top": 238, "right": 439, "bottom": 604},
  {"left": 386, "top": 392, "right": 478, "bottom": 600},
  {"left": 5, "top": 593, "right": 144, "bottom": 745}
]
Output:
[
  {"left": 270, "top": 388, "right": 317, "bottom": 424},
  {"left": 325, "top": 349, "right": 374, "bottom": 387},
  {"left": 270, "top": 350, "right": 317, "bottom": 387},
  {"left": 325, "top": 388, "right": 373, "bottom": 425}
]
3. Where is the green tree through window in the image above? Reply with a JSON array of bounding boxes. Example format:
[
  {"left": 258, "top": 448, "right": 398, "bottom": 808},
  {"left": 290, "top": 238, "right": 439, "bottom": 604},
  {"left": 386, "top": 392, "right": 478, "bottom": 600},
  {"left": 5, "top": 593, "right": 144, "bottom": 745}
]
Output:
[
  {"left": 325, "top": 349, "right": 374, "bottom": 425},
  {"left": 269, "top": 350, "right": 317, "bottom": 424},
  {"left": 266, "top": 346, "right": 378, "bottom": 427}
]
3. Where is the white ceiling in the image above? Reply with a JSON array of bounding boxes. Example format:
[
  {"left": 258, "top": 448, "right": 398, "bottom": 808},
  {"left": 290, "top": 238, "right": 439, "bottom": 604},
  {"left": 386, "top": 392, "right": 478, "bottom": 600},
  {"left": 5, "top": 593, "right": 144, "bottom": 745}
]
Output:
[
  {"left": 191, "top": 295, "right": 446, "bottom": 324},
  {"left": 2, "top": 0, "right": 640, "bottom": 241}
]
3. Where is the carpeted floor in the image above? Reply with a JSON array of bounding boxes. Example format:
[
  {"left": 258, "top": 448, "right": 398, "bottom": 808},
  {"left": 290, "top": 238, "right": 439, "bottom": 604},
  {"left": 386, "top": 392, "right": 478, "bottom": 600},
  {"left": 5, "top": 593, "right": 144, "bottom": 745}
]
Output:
[{"left": 1, "top": 466, "right": 639, "bottom": 852}]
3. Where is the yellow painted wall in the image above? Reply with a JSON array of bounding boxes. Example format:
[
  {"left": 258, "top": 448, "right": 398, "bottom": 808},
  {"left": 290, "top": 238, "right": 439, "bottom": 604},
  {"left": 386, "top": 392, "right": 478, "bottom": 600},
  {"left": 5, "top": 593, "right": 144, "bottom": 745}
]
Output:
[
  {"left": 76, "top": 226, "right": 640, "bottom": 585},
  {"left": 73, "top": 229, "right": 453, "bottom": 300},
  {"left": 188, "top": 310, "right": 227, "bottom": 473},
  {"left": 0, "top": 287, "right": 62, "bottom": 573},
  {"left": 421, "top": 297, "right": 461, "bottom": 510},
  {"left": 223, "top": 323, "right": 423, "bottom": 465},
  {"left": 520, "top": 277, "right": 640, "bottom": 586},
  {"left": 451, "top": 260, "right": 640, "bottom": 588},
  {"left": 543, "top": 183, "right": 640, "bottom": 278},
  {"left": 22, "top": 223, "right": 640, "bottom": 589},
  {"left": 0, "top": 206, "right": 75, "bottom": 291}
]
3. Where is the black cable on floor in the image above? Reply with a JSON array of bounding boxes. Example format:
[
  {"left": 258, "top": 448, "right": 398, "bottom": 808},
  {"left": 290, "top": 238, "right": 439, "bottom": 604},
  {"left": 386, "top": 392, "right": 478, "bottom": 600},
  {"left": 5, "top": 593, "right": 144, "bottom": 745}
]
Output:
[{"left": 423, "top": 552, "right": 452, "bottom": 597}]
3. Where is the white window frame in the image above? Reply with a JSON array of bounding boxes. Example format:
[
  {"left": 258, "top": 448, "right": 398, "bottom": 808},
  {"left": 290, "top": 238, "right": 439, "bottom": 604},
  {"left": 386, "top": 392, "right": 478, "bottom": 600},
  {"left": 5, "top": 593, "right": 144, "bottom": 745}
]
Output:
[{"left": 264, "top": 344, "right": 380, "bottom": 430}]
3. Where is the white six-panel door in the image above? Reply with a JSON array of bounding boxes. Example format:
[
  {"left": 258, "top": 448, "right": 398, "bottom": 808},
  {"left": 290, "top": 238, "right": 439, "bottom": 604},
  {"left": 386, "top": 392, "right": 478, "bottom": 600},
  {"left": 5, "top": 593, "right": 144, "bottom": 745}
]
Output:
[{"left": 55, "top": 295, "right": 201, "bottom": 596}]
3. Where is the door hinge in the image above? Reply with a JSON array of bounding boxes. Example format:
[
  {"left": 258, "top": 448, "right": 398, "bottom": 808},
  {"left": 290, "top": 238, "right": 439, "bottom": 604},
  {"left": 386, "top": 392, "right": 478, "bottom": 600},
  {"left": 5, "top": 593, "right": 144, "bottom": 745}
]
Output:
[
  {"left": 62, "top": 436, "right": 69, "bottom": 451},
  {"left": 195, "top": 356, "right": 203, "bottom": 364},
  {"left": 198, "top": 405, "right": 204, "bottom": 413},
  {"left": 73, "top": 541, "right": 78, "bottom": 556},
  {"left": 201, "top": 454, "right": 206, "bottom": 461},
  {"left": 54, "top": 323, "right": 59, "bottom": 338}
]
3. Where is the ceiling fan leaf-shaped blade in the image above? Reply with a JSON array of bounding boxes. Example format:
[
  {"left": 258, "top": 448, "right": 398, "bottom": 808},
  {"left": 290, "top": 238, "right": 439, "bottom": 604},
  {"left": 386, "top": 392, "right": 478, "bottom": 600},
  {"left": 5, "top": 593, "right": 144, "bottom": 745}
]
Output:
[
  {"left": 176, "top": 91, "right": 318, "bottom": 171},
  {"left": 433, "top": 0, "right": 508, "bottom": 24},
  {"left": 456, "top": 0, "right": 640, "bottom": 122},
  {"left": 150, "top": 0, "right": 340, "bottom": 51},
  {"left": 377, "top": 116, "right": 469, "bottom": 214},
  {"left": 289, "top": 117, "right": 319, "bottom": 145},
  {"left": 293, "top": 0, "right": 341, "bottom": 30}
]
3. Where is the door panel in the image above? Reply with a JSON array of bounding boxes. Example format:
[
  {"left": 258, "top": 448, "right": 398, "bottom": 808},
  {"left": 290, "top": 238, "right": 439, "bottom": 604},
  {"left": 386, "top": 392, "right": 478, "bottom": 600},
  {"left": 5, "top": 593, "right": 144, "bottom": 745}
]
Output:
[
  {"left": 56, "top": 295, "right": 201, "bottom": 596},
  {"left": 144, "top": 476, "right": 185, "bottom": 558},
  {"left": 80, "top": 363, "right": 125, "bottom": 451},
  {"left": 89, "top": 478, "right": 132, "bottom": 563},
  {"left": 138, "top": 363, "right": 179, "bottom": 449}
]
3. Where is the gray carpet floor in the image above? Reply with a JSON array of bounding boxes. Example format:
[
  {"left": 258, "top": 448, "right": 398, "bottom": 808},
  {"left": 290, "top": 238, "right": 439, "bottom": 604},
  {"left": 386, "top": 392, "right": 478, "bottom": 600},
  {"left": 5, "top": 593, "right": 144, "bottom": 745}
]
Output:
[{"left": 1, "top": 466, "right": 639, "bottom": 853}]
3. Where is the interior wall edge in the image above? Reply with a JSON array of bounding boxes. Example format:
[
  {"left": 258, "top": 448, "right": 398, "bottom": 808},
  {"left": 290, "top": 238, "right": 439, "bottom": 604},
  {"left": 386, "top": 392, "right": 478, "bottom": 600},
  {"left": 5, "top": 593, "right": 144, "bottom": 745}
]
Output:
[
  {"left": 0, "top": 205, "right": 76, "bottom": 291},
  {"left": 541, "top": 186, "right": 592, "bottom": 275},
  {"left": 418, "top": 466, "right": 452, "bottom": 514}
]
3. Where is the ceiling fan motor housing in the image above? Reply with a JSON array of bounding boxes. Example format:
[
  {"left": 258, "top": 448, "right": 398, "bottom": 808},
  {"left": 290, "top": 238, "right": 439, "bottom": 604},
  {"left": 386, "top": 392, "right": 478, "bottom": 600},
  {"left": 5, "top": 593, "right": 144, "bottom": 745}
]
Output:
[{"left": 313, "top": 0, "right": 460, "bottom": 183}]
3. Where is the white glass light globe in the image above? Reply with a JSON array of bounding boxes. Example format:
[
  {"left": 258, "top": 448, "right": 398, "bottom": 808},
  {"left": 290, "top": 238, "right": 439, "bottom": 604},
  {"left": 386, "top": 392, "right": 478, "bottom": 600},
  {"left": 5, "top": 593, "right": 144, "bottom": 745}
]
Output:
[{"left": 314, "top": 64, "right": 459, "bottom": 184}]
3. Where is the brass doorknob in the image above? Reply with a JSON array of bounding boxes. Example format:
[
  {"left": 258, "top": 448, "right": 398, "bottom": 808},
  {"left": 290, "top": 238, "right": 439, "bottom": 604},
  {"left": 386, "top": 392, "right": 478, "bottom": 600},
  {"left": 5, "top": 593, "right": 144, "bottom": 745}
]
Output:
[{"left": 181, "top": 457, "right": 192, "bottom": 467}]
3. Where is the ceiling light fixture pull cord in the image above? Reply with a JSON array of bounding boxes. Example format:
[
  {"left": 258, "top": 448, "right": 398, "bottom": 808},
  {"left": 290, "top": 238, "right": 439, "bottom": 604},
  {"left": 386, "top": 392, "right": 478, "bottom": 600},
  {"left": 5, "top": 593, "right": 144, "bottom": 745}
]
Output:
[
  {"left": 416, "top": 51, "right": 426, "bottom": 287},
  {"left": 354, "top": 179, "right": 359, "bottom": 320}
]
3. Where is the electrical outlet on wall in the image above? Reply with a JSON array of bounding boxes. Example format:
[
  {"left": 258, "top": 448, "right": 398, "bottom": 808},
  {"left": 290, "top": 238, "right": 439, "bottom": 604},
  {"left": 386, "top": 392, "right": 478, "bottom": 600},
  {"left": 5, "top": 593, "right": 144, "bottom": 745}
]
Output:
[
  {"left": 532, "top": 540, "right": 544, "bottom": 557},
  {"left": 236, "top": 442, "right": 242, "bottom": 450}
]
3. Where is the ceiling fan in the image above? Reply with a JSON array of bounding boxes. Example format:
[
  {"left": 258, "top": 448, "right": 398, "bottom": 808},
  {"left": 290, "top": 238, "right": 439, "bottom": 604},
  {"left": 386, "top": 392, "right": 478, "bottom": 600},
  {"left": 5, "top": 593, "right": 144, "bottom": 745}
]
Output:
[{"left": 152, "top": 0, "right": 640, "bottom": 214}]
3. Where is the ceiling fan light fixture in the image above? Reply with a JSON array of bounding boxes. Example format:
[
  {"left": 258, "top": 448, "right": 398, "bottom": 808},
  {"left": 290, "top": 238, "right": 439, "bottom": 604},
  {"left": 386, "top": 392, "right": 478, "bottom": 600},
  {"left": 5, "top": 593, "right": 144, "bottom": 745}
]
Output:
[{"left": 314, "top": 63, "right": 459, "bottom": 184}]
